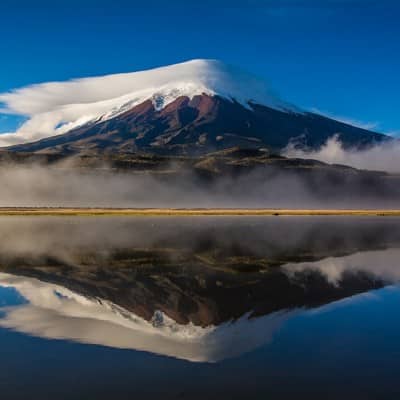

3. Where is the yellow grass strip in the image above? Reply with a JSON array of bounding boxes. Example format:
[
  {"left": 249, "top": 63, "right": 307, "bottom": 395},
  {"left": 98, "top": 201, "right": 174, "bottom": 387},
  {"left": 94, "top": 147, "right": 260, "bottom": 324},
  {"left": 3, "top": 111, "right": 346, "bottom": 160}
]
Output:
[{"left": 0, "top": 208, "right": 399, "bottom": 216}]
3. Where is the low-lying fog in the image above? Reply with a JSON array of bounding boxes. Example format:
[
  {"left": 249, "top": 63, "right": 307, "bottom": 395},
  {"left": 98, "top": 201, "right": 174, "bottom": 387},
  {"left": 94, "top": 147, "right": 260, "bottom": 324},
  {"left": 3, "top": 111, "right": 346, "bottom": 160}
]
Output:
[
  {"left": 0, "top": 160, "right": 398, "bottom": 208},
  {"left": 0, "top": 135, "right": 399, "bottom": 208}
]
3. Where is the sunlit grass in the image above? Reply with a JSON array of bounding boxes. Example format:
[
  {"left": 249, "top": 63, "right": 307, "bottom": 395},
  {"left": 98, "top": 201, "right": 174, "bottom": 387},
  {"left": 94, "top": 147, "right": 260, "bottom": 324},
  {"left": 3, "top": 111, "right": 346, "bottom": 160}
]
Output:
[{"left": 0, "top": 208, "right": 399, "bottom": 216}]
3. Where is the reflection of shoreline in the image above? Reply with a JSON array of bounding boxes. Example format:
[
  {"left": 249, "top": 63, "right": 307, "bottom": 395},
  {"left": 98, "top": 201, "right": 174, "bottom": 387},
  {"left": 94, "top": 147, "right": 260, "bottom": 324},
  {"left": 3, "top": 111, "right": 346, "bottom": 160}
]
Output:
[
  {"left": 0, "top": 273, "right": 295, "bottom": 363},
  {"left": 0, "top": 208, "right": 400, "bottom": 216}
]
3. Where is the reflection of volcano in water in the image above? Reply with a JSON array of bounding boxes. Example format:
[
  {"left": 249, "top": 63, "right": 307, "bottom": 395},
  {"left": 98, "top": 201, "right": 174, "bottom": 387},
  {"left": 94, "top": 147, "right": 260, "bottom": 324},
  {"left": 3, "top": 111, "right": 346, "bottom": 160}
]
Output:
[
  {"left": 1, "top": 246, "right": 398, "bottom": 362},
  {"left": 0, "top": 272, "right": 296, "bottom": 362},
  {"left": 0, "top": 216, "right": 399, "bottom": 362}
]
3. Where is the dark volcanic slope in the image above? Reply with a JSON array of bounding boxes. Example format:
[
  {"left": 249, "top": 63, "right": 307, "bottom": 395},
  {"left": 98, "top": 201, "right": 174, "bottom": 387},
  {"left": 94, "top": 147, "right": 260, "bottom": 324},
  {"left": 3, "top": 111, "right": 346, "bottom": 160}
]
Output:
[{"left": 6, "top": 95, "right": 388, "bottom": 156}]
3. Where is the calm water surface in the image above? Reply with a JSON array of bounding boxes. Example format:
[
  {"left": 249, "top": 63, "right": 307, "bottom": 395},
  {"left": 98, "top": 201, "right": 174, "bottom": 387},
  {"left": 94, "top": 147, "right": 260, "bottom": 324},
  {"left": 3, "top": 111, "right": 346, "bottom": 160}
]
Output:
[{"left": 0, "top": 216, "right": 400, "bottom": 399}]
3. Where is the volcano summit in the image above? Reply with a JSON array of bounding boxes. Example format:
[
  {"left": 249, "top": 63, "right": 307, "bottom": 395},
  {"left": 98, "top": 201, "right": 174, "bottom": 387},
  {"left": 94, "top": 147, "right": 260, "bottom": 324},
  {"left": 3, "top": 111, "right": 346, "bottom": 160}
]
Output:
[{"left": 0, "top": 60, "right": 388, "bottom": 155}]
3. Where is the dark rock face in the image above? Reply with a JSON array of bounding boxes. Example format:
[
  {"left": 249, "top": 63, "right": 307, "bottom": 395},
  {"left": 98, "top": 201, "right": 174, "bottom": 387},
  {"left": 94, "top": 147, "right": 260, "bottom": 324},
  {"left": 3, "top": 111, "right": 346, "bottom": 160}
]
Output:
[{"left": 6, "top": 95, "right": 389, "bottom": 156}]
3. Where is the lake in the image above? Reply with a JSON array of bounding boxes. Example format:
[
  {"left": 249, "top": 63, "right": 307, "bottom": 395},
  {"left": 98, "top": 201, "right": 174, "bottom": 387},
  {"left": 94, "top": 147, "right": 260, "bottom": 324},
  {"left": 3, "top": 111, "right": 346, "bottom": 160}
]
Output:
[{"left": 0, "top": 216, "right": 400, "bottom": 399}]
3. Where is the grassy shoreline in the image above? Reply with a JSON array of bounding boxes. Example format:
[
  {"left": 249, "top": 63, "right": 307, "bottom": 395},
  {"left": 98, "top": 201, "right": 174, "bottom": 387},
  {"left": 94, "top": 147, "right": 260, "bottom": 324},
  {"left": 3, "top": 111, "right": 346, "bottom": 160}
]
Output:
[{"left": 0, "top": 208, "right": 399, "bottom": 216}]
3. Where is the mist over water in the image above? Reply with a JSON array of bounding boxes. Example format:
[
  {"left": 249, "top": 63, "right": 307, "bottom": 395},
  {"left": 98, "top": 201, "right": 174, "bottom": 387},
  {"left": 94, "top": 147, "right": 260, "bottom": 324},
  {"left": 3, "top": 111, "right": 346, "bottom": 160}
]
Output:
[
  {"left": 0, "top": 160, "right": 399, "bottom": 208},
  {"left": 0, "top": 215, "right": 399, "bottom": 263}
]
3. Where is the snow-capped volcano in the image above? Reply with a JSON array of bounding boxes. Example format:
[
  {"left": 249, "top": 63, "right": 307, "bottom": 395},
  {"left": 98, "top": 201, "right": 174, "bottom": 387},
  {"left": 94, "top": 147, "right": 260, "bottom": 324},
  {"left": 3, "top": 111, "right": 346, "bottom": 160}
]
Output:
[
  {"left": 0, "top": 59, "right": 388, "bottom": 154},
  {"left": 0, "top": 59, "right": 298, "bottom": 146}
]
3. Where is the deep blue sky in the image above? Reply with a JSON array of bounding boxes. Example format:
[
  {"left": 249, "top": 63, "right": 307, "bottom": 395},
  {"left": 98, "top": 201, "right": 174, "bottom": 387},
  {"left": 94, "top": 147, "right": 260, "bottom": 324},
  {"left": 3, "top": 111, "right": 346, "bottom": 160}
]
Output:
[{"left": 1, "top": 0, "right": 399, "bottom": 134}]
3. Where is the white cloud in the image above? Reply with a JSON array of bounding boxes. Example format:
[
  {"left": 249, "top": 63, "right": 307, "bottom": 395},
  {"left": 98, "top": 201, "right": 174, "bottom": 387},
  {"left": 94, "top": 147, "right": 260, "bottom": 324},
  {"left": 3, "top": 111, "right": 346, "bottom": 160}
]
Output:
[{"left": 284, "top": 134, "right": 400, "bottom": 173}]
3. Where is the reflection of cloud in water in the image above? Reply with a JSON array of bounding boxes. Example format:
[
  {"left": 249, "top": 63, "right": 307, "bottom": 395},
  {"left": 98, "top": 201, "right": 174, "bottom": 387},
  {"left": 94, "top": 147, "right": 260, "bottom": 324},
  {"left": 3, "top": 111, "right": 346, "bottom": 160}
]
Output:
[
  {"left": 0, "top": 273, "right": 294, "bottom": 363},
  {"left": 283, "top": 248, "right": 400, "bottom": 285}
]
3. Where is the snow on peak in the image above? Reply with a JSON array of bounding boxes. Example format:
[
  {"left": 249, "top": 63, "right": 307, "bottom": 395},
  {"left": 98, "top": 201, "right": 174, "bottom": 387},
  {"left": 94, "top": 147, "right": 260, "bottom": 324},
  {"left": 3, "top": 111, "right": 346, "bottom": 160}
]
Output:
[
  {"left": 0, "top": 59, "right": 300, "bottom": 147},
  {"left": 100, "top": 59, "right": 299, "bottom": 117}
]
